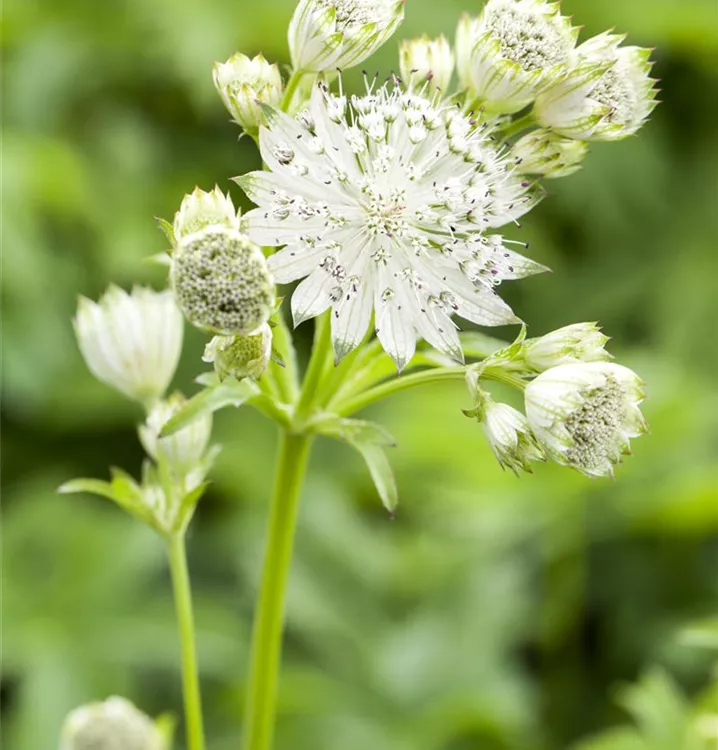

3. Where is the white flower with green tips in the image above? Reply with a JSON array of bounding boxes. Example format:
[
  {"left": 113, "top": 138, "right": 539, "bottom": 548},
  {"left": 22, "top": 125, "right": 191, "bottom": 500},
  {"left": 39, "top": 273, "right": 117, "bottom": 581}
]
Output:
[
  {"left": 399, "top": 35, "right": 455, "bottom": 95},
  {"left": 289, "top": 0, "right": 404, "bottom": 73},
  {"left": 173, "top": 186, "right": 241, "bottom": 241},
  {"left": 213, "top": 53, "right": 283, "bottom": 132},
  {"left": 236, "top": 81, "right": 547, "bottom": 370},
  {"left": 512, "top": 129, "right": 588, "bottom": 179},
  {"left": 203, "top": 323, "right": 273, "bottom": 380},
  {"left": 139, "top": 393, "right": 213, "bottom": 475},
  {"left": 522, "top": 322, "right": 611, "bottom": 371},
  {"left": 534, "top": 32, "right": 658, "bottom": 141},
  {"left": 456, "top": 0, "right": 579, "bottom": 113},
  {"left": 525, "top": 362, "right": 648, "bottom": 477},
  {"left": 60, "top": 696, "right": 164, "bottom": 750},
  {"left": 74, "top": 286, "right": 183, "bottom": 405}
]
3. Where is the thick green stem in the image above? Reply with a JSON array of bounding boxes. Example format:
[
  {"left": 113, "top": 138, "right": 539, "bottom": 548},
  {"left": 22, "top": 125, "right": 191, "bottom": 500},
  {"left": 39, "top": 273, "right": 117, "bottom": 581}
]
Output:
[
  {"left": 242, "top": 431, "right": 312, "bottom": 750},
  {"left": 167, "top": 533, "right": 206, "bottom": 750}
]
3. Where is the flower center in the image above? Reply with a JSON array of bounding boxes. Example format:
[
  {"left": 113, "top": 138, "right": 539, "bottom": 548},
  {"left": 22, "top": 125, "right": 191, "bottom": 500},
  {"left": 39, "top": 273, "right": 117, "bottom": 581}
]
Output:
[
  {"left": 363, "top": 187, "right": 409, "bottom": 238},
  {"left": 592, "top": 67, "right": 639, "bottom": 126},
  {"left": 317, "top": 0, "right": 376, "bottom": 28}
]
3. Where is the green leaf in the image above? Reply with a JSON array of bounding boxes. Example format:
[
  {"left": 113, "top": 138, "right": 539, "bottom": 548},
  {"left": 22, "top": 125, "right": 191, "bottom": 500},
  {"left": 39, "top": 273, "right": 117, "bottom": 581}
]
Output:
[
  {"left": 312, "top": 414, "right": 397, "bottom": 446},
  {"left": 352, "top": 442, "right": 398, "bottom": 514},
  {"left": 58, "top": 478, "right": 117, "bottom": 502},
  {"left": 160, "top": 377, "right": 259, "bottom": 437}
]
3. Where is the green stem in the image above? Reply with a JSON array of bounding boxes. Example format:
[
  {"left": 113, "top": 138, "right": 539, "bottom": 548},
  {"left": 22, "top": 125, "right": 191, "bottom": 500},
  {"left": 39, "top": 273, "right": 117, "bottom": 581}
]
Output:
[
  {"left": 167, "top": 533, "right": 206, "bottom": 750},
  {"left": 498, "top": 112, "right": 536, "bottom": 139},
  {"left": 242, "top": 431, "right": 312, "bottom": 750},
  {"left": 280, "top": 70, "right": 306, "bottom": 113},
  {"left": 294, "top": 312, "right": 332, "bottom": 422}
]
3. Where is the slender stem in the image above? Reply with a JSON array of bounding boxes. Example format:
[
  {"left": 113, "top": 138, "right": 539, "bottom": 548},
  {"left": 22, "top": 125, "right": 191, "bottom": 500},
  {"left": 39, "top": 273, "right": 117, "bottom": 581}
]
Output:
[
  {"left": 498, "top": 112, "right": 536, "bottom": 139},
  {"left": 242, "top": 431, "right": 312, "bottom": 750},
  {"left": 294, "top": 312, "right": 332, "bottom": 422},
  {"left": 280, "top": 70, "right": 306, "bottom": 113},
  {"left": 167, "top": 533, "right": 206, "bottom": 750}
]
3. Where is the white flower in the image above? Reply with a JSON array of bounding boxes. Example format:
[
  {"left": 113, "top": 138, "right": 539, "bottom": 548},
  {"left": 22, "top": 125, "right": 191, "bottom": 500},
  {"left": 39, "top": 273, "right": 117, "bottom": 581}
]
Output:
[
  {"left": 213, "top": 52, "right": 283, "bottom": 132},
  {"left": 525, "top": 362, "right": 648, "bottom": 477},
  {"left": 139, "top": 393, "right": 213, "bottom": 475},
  {"left": 170, "top": 226, "right": 275, "bottom": 335},
  {"left": 60, "top": 696, "right": 163, "bottom": 750},
  {"left": 75, "top": 286, "right": 183, "bottom": 405},
  {"left": 483, "top": 401, "right": 546, "bottom": 474},
  {"left": 512, "top": 129, "right": 588, "bottom": 179},
  {"left": 289, "top": 0, "right": 404, "bottom": 73},
  {"left": 203, "top": 323, "right": 273, "bottom": 381},
  {"left": 237, "top": 81, "right": 547, "bottom": 370},
  {"left": 173, "top": 186, "right": 241, "bottom": 241},
  {"left": 534, "top": 32, "right": 658, "bottom": 141},
  {"left": 399, "top": 35, "right": 455, "bottom": 96},
  {"left": 522, "top": 322, "right": 611, "bottom": 370},
  {"left": 456, "top": 0, "right": 578, "bottom": 113}
]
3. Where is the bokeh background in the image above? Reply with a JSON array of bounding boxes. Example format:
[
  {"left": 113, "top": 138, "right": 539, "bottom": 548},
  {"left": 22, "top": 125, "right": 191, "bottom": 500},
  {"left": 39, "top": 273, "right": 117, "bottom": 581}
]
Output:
[{"left": 3, "top": 0, "right": 718, "bottom": 748}]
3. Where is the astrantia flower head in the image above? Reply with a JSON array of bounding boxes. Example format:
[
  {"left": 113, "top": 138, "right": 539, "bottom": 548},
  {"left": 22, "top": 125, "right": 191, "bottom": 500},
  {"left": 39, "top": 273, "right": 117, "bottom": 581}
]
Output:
[
  {"left": 139, "top": 392, "right": 213, "bottom": 475},
  {"left": 213, "top": 52, "right": 283, "bottom": 132},
  {"left": 525, "top": 362, "right": 647, "bottom": 477},
  {"left": 237, "top": 81, "right": 547, "bottom": 369},
  {"left": 60, "top": 696, "right": 163, "bottom": 750},
  {"left": 456, "top": 0, "right": 578, "bottom": 113},
  {"left": 75, "top": 286, "right": 183, "bottom": 405},
  {"left": 512, "top": 129, "right": 588, "bottom": 179},
  {"left": 522, "top": 322, "right": 611, "bottom": 371},
  {"left": 203, "top": 323, "right": 273, "bottom": 380},
  {"left": 399, "top": 35, "right": 455, "bottom": 96},
  {"left": 170, "top": 226, "right": 275, "bottom": 335},
  {"left": 289, "top": 0, "right": 404, "bottom": 73},
  {"left": 534, "top": 32, "right": 658, "bottom": 141},
  {"left": 173, "top": 186, "right": 241, "bottom": 241}
]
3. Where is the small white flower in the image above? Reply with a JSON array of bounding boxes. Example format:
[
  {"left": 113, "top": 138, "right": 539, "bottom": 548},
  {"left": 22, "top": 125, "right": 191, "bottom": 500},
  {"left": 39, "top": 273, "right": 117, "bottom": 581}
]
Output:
[
  {"left": 203, "top": 323, "right": 273, "bottom": 381},
  {"left": 237, "top": 81, "right": 547, "bottom": 370},
  {"left": 534, "top": 32, "right": 658, "bottom": 141},
  {"left": 213, "top": 52, "right": 283, "bottom": 132},
  {"left": 522, "top": 322, "right": 611, "bottom": 370},
  {"left": 512, "top": 129, "right": 588, "bottom": 179},
  {"left": 525, "top": 362, "right": 648, "bottom": 477},
  {"left": 399, "top": 35, "right": 455, "bottom": 96},
  {"left": 60, "top": 696, "right": 163, "bottom": 750},
  {"left": 173, "top": 186, "right": 241, "bottom": 241},
  {"left": 75, "top": 286, "right": 183, "bottom": 405},
  {"left": 170, "top": 226, "right": 275, "bottom": 335},
  {"left": 482, "top": 401, "right": 546, "bottom": 474},
  {"left": 456, "top": 0, "right": 578, "bottom": 113},
  {"left": 289, "top": 0, "right": 405, "bottom": 73},
  {"left": 139, "top": 393, "right": 213, "bottom": 476}
]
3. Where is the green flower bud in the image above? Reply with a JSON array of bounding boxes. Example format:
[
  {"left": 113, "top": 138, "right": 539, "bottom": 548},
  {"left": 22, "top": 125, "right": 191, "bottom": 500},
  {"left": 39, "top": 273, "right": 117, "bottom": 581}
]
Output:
[
  {"left": 60, "top": 697, "right": 163, "bottom": 750},
  {"left": 399, "top": 35, "right": 455, "bottom": 96},
  {"left": 170, "top": 226, "right": 275, "bottom": 335},
  {"left": 522, "top": 323, "right": 611, "bottom": 371},
  {"left": 173, "top": 186, "right": 240, "bottom": 242},
  {"left": 512, "top": 130, "right": 588, "bottom": 179},
  {"left": 203, "top": 323, "right": 272, "bottom": 381}
]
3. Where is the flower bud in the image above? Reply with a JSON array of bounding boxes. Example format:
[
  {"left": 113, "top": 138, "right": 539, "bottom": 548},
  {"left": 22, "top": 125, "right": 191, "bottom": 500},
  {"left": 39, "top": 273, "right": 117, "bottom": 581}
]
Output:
[
  {"left": 525, "top": 362, "right": 648, "bottom": 477},
  {"left": 399, "top": 35, "right": 455, "bottom": 95},
  {"left": 512, "top": 129, "right": 588, "bottom": 179},
  {"left": 522, "top": 323, "right": 611, "bottom": 371},
  {"left": 534, "top": 33, "right": 658, "bottom": 141},
  {"left": 203, "top": 323, "right": 272, "bottom": 381},
  {"left": 139, "top": 393, "right": 212, "bottom": 474},
  {"left": 456, "top": 0, "right": 578, "bottom": 113},
  {"left": 74, "top": 286, "right": 183, "bottom": 405},
  {"left": 289, "top": 0, "right": 405, "bottom": 73},
  {"left": 170, "top": 226, "right": 275, "bottom": 335},
  {"left": 173, "top": 186, "right": 240, "bottom": 242},
  {"left": 60, "top": 696, "right": 163, "bottom": 750},
  {"left": 213, "top": 53, "right": 283, "bottom": 132}
]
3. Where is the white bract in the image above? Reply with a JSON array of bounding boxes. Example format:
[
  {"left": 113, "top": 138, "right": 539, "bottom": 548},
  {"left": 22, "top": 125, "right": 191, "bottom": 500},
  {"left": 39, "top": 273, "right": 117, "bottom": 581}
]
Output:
[
  {"left": 399, "top": 35, "right": 455, "bottom": 95},
  {"left": 213, "top": 53, "right": 283, "bottom": 132},
  {"left": 203, "top": 323, "right": 273, "bottom": 381},
  {"left": 237, "top": 81, "right": 547, "bottom": 369},
  {"left": 289, "top": 0, "right": 404, "bottom": 72},
  {"left": 534, "top": 33, "right": 658, "bottom": 141},
  {"left": 522, "top": 322, "right": 611, "bottom": 370},
  {"left": 512, "top": 129, "right": 588, "bottom": 179},
  {"left": 525, "top": 362, "right": 647, "bottom": 477},
  {"left": 60, "top": 696, "right": 163, "bottom": 750},
  {"left": 173, "top": 186, "right": 241, "bottom": 241},
  {"left": 139, "top": 393, "right": 213, "bottom": 475},
  {"left": 75, "top": 286, "right": 183, "bottom": 405},
  {"left": 456, "top": 0, "right": 578, "bottom": 113}
]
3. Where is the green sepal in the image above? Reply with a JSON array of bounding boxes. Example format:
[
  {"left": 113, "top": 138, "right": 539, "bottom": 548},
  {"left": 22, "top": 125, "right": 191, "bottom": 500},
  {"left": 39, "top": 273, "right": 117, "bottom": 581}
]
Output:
[
  {"left": 155, "top": 216, "right": 176, "bottom": 247},
  {"left": 160, "top": 377, "right": 259, "bottom": 437}
]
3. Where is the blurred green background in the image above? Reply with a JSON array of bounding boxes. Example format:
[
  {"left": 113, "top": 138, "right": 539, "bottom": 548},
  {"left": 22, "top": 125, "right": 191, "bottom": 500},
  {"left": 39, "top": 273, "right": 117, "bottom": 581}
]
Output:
[{"left": 3, "top": 0, "right": 718, "bottom": 748}]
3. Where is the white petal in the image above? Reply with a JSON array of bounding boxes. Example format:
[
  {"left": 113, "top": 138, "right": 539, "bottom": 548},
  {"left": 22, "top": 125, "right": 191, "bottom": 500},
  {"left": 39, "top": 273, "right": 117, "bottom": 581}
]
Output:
[{"left": 291, "top": 267, "right": 336, "bottom": 326}]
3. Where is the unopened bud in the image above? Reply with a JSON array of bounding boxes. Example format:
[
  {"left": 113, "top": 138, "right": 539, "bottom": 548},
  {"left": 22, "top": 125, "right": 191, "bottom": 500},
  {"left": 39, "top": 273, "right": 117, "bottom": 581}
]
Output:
[
  {"left": 399, "top": 35, "right": 454, "bottom": 95},
  {"left": 513, "top": 130, "right": 588, "bottom": 179},
  {"left": 173, "top": 186, "right": 240, "bottom": 242},
  {"left": 203, "top": 323, "right": 272, "bottom": 381},
  {"left": 522, "top": 323, "right": 611, "bottom": 371}
]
